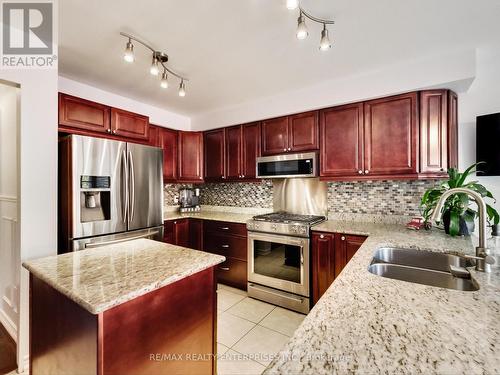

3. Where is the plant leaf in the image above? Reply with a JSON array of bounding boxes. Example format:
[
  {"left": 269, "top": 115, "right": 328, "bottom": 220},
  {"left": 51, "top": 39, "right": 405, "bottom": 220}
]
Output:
[
  {"left": 486, "top": 204, "right": 500, "bottom": 225},
  {"left": 456, "top": 162, "right": 485, "bottom": 187},
  {"left": 449, "top": 209, "right": 460, "bottom": 236}
]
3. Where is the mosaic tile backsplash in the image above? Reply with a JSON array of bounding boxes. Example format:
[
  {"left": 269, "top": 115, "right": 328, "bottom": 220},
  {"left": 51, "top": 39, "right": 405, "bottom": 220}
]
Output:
[{"left": 164, "top": 179, "right": 440, "bottom": 218}]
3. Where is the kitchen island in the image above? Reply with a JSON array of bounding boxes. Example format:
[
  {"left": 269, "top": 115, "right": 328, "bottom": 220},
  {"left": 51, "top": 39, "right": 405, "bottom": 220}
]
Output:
[
  {"left": 265, "top": 221, "right": 500, "bottom": 374},
  {"left": 23, "top": 239, "right": 225, "bottom": 375}
]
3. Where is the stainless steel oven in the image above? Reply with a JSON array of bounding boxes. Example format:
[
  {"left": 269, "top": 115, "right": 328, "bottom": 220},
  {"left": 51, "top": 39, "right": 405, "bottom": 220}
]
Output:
[{"left": 247, "top": 231, "right": 310, "bottom": 313}]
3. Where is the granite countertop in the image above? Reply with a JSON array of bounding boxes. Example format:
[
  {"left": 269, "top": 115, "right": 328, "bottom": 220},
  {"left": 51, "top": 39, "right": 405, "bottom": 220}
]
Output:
[
  {"left": 163, "top": 210, "right": 257, "bottom": 224},
  {"left": 23, "top": 239, "right": 225, "bottom": 314},
  {"left": 266, "top": 221, "right": 500, "bottom": 374}
]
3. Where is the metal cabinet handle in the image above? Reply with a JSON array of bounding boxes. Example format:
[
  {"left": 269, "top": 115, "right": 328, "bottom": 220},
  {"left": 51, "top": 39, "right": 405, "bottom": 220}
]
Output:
[
  {"left": 112, "top": 129, "right": 117, "bottom": 134},
  {"left": 241, "top": 175, "right": 245, "bottom": 178},
  {"left": 220, "top": 227, "right": 230, "bottom": 230},
  {"left": 219, "top": 267, "right": 230, "bottom": 271},
  {"left": 221, "top": 244, "right": 229, "bottom": 248},
  {"left": 358, "top": 170, "right": 363, "bottom": 174},
  {"left": 320, "top": 234, "right": 325, "bottom": 239},
  {"left": 283, "top": 148, "right": 287, "bottom": 151},
  {"left": 222, "top": 175, "right": 226, "bottom": 179},
  {"left": 364, "top": 170, "right": 369, "bottom": 174},
  {"left": 173, "top": 221, "right": 177, "bottom": 225},
  {"left": 341, "top": 236, "right": 346, "bottom": 241},
  {"left": 107, "top": 129, "right": 111, "bottom": 133},
  {"left": 288, "top": 147, "right": 291, "bottom": 151}
]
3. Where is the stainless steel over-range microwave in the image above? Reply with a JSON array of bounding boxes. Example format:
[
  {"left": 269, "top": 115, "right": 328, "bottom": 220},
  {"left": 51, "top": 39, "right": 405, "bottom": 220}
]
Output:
[{"left": 256, "top": 152, "right": 318, "bottom": 179}]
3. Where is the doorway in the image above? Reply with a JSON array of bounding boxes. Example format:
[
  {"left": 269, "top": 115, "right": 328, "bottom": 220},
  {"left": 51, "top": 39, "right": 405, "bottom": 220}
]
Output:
[{"left": 0, "top": 81, "right": 20, "bottom": 374}]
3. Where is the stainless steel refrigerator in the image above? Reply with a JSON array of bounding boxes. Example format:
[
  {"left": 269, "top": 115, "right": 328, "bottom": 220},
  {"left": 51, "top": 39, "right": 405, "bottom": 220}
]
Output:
[{"left": 58, "top": 135, "right": 164, "bottom": 252}]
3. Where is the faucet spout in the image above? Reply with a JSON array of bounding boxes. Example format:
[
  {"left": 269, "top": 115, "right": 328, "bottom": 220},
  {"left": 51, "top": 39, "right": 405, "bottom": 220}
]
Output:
[{"left": 429, "top": 187, "right": 491, "bottom": 272}]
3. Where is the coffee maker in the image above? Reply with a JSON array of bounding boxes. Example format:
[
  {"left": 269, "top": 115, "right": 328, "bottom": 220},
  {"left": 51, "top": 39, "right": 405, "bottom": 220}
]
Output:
[{"left": 179, "top": 187, "right": 201, "bottom": 212}]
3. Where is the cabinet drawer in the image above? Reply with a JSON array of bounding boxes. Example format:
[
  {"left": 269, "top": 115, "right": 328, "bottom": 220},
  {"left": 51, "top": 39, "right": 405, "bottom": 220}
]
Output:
[
  {"left": 204, "top": 233, "right": 247, "bottom": 261},
  {"left": 217, "top": 257, "right": 247, "bottom": 290},
  {"left": 204, "top": 220, "right": 247, "bottom": 237}
]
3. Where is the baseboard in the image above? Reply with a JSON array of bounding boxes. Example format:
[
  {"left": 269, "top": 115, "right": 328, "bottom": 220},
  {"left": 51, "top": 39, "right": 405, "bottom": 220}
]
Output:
[{"left": 0, "top": 307, "right": 17, "bottom": 343}]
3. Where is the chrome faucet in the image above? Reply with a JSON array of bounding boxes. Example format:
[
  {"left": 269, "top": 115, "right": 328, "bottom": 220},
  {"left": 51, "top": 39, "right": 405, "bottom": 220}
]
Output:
[{"left": 430, "top": 187, "right": 493, "bottom": 272}]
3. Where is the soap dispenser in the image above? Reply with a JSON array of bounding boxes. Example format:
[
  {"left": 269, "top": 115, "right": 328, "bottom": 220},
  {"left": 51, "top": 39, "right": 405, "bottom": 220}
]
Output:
[{"left": 488, "top": 224, "right": 500, "bottom": 269}]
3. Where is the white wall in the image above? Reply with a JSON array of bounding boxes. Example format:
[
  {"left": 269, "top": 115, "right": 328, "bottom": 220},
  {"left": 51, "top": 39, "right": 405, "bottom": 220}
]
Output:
[
  {"left": 0, "top": 68, "right": 58, "bottom": 372},
  {"left": 458, "top": 45, "right": 500, "bottom": 213},
  {"left": 59, "top": 76, "right": 191, "bottom": 130},
  {"left": 0, "top": 84, "right": 20, "bottom": 342},
  {"left": 191, "top": 48, "right": 476, "bottom": 130}
]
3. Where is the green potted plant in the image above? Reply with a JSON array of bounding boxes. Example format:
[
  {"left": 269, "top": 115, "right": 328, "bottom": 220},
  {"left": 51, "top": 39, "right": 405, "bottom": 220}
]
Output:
[{"left": 421, "top": 163, "right": 499, "bottom": 236}]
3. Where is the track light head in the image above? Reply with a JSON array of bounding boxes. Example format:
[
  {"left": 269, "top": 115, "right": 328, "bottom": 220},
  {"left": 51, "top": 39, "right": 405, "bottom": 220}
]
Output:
[
  {"left": 296, "top": 13, "right": 308, "bottom": 40},
  {"left": 319, "top": 25, "right": 331, "bottom": 51},
  {"left": 123, "top": 39, "right": 134, "bottom": 63},
  {"left": 286, "top": 0, "right": 299, "bottom": 10},
  {"left": 178, "top": 80, "right": 186, "bottom": 97},
  {"left": 150, "top": 55, "right": 160, "bottom": 76},
  {"left": 160, "top": 71, "right": 168, "bottom": 89}
]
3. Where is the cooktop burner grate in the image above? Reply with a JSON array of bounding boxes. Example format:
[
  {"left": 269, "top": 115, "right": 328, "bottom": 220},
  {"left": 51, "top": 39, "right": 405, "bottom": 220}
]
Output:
[{"left": 253, "top": 211, "right": 326, "bottom": 225}]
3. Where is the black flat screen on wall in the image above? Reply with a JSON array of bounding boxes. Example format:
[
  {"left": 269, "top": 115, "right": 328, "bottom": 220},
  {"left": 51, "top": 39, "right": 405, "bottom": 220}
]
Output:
[{"left": 477, "top": 112, "right": 500, "bottom": 176}]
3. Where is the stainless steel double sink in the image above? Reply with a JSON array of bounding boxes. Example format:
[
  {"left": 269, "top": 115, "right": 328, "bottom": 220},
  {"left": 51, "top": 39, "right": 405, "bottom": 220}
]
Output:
[{"left": 368, "top": 247, "right": 480, "bottom": 291}]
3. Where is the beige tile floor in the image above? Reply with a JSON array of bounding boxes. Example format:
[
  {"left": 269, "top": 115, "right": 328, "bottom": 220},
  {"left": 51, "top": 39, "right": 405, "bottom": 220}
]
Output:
[{"left": 216, "top": 284, "right": 306, "bottom": 375}]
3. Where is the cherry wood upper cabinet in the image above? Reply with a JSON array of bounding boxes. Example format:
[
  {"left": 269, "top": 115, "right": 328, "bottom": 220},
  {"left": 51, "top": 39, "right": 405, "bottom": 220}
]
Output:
[
  {"left": 420, "top": 90, "right": 447, "bottom": 174},
  {"left": 241, "top": 122, "right": 261, "bottom": 179},
  {"left": 289, "top": 111, "right": 319, "bottom": 152},
  {"left": 225, "top": 125, "right": 242, "bottom": 180},
  {"left": 320, "top": 103, "right": 364, "bottom": 178},
  {"left": 59, "top": 93, "right": 111, "bottom": 134},
  {"left": 110, "top": 108, "right": 149, "bottom": 141},
  {"left": 261, "top": 116, "right": 289, "bottom": 155},
  {"left": 447, "top": 91, "right": 459, "bottom": 170},
  {"left": 178, "top": 131, "right": 204, "bottom": 183},
  {"left": 363, "top": 92, "right": 418, "bottom": 177},
  {"left": 204, "top": 129, "right": 226, "bottom": 182},
  {"left": 158, "top": 127, "right": 178, "bottom": 183}
]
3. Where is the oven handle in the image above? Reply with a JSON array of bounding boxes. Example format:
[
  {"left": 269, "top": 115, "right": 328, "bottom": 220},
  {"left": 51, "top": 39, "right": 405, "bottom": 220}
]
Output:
[{"left": 247, "top": 231, "right": 307, "bottom": 247}]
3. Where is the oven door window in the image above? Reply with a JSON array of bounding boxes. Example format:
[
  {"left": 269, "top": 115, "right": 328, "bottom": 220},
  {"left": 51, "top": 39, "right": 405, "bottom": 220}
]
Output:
[{"left": 253, "top": 240, "right": 301, "bottom": 283}]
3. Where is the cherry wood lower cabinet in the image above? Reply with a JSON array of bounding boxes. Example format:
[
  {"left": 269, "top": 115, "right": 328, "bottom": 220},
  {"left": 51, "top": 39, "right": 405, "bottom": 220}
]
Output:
[
  {"left": 311, "top": 232, "right": 367, "bottom": 305},
  {"left": 203, "top": 220, "right": 248, "bottom": 290},
  {"left": 30, "top": 269, "right": 217, "bottom": 375},
  {"left": 164, "top": 218, "right": 201, "bottom": 249}
]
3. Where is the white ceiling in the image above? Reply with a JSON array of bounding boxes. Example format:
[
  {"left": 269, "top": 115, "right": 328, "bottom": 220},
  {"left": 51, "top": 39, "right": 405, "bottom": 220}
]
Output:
[{"left": 59, "top": 0, "right": 500, "bottom": 117}]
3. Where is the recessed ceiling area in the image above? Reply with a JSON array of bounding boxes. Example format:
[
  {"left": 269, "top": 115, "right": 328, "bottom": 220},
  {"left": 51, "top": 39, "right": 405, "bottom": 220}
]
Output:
[{"left": 59, "top": 0, "right": 500, "bottom": 117}]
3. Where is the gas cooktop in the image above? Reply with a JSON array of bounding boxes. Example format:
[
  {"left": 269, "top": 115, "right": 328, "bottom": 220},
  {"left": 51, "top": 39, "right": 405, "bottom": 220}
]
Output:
[
  {"left": 248, "top": 211, "right": 326, "bottom": 237},
  {"left": 253, "top": 212, "right": 326, "bottom": 225}
]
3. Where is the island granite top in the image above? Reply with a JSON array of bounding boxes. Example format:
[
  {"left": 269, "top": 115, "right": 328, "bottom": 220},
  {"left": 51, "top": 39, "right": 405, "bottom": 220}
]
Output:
[
  {"left": 23, "top": 239, "right": 225, "bottom": 314},
  {"left": 265, "top": 220, "right": 500, "bottom": 374}
]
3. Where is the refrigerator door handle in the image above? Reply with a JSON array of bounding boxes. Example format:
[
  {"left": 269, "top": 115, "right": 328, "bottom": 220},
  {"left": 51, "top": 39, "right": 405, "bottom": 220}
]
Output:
[
  {"left": 128, "top": 150, "right": 135, "bottom": 222},
  {"left": 121, "top": 149, "right": 128, "bottom": 223}
]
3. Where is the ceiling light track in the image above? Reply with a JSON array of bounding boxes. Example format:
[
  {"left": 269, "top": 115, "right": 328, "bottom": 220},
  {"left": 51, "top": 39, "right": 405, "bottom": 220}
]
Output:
[
  {"left": 119, "top": 31, "right": 189, "bottom": 97},
  {"left": 287, "top": 1, "right": 335, "bottom": 51}
]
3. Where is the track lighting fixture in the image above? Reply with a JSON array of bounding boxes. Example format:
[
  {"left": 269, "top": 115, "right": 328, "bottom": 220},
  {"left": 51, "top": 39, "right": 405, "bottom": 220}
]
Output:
[
  {"left": 150, "top": 55, "right": 160, "bottom": 76},
  {"left": 123, "top": 39, "right": 134, "bottom": 63},
  {"left": 160, "top": 71, "right": 168, "bottom": 89},
  {"left": 288, "top": 2, "right": 334, "bottom": 51},
  {"left": 119, "top": 32, "right": 189, "bottom": 96},
  {"left": 178, "top": 80, "right": 186, "bottom": 97},
  {"left": 296, "top": 12, "right": 308, "bottom": 40},
  {"left": 319, "top": 24, "right": 331, "bottom": 51}
]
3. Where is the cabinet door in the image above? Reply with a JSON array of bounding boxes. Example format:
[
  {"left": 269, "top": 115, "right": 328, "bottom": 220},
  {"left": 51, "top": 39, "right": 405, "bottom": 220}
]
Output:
[
  {"left": 217, "top": 257, "right": 247, "bottom": 290},
  {"left": 163, "top": 220, "right": 174, "bottom": 244},
  {"left": 241, "top": 122, "right": 261, "bottom": 180},
  {"left": 189, "top": 219, "right": 203, "bottom": 250},
  {"left": 261, "top": 116, "right": 289, "bottom": 155},
  {"left": 364, "top": 92, "right": 418, "bottom": 176},
  {"left": 110, "top": 108, "right": 149, "bottom": 140},
  {"left": 312, "top": 232, "right": 335, "bottom": 304},
  {"left": 158, "top": 127, "right": 178, "bottom": 182},
  {"left": 344, "top": 235, "right": 366, "bottom": 263},
  {"left": 59, "top": 93, "right": 111, "bottom": 134},
  {"left": 204, "top": 129, "right": 226, "bottom": 181},
  {"left": 420, "top": 90, "right": 448, "bottom": 174},
  {"left": 448, "top": 91, "right": 459, "bottom": 170},
  {"left": 225, "top": 126, "right": 242, "bottom": 180},
  {"left": 289, "top": 111, "right": 319, "bottom": 152},
  {"left": 178, "top": 131, "right": 204, "bottom": 182},
  {"left": 174, "top": 219, "right": 190, "bottom": 248},
  {"left": 149, "top": 125, "right": 160, "bottom": 147},
  {"left": 320, "top": 104, "right": 364, "bottom": 177}
]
